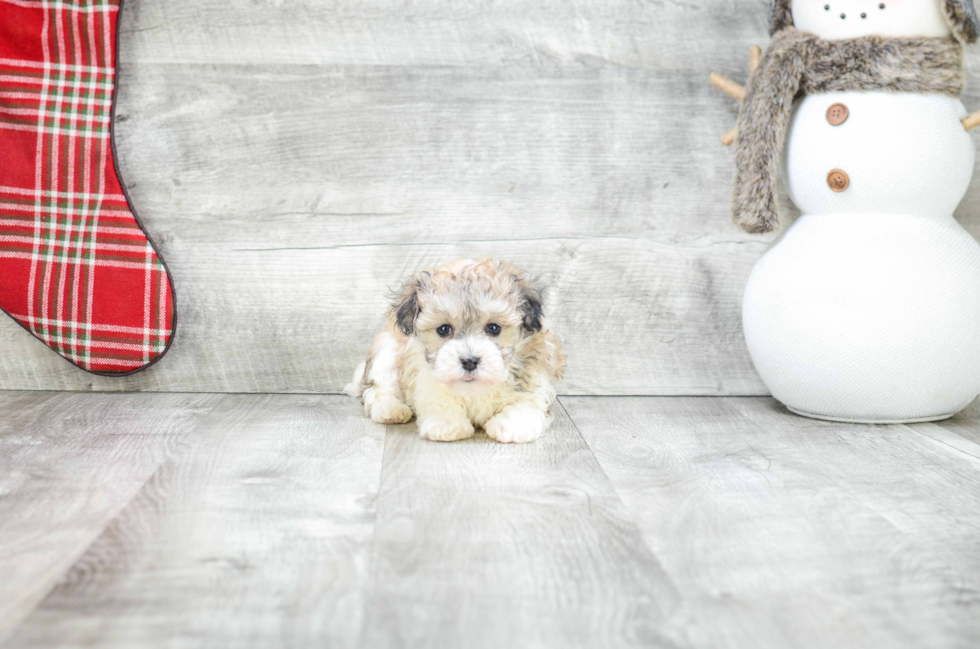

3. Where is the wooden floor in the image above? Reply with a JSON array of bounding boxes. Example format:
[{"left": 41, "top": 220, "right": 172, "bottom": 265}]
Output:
[{"left": 1, "top": 392, "right": 978, "bottom": 649}]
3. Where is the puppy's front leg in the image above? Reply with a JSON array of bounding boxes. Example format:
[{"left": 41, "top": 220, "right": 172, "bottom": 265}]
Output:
[
  {"left": 484, "top": 404, "right": 548, "bottom": 444},
  {"left": 362, "top": 332, "right": 413, "bottom": 425},
  {"left": 416, "top": 403, "right": 475, "bottom": 443}
]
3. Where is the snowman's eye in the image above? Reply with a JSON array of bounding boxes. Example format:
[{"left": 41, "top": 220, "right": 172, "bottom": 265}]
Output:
[
  {"left": 824, "top": 3, "right": 829, "bottom": 9},
  {"left": 861, "top": 12, "right": 867, "bottom": 18},
  {"left": 840, "top": 12, "right": 846, "bottom": 18},
  {"left": 879, "top": 2, "right": 885, "bottom": 8}
]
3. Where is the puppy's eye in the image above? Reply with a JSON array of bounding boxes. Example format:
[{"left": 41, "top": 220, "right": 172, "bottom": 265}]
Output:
[
  {"left": 485, "top": 323, "right": 501, "bottom": 336},
  {"left": 436, "top": 324, "right": 453, "bottom": 337}
]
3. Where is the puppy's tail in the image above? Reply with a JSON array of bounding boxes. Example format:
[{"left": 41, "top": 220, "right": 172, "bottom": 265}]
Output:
[{"left": 343, "top": 361, "right": 367, "bottom": 399}]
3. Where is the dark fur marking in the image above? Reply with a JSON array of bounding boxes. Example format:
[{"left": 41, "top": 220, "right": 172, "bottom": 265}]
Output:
[
  {"left": 395, "top": 292, "right": 419, "bottom": 335},
  {"left": 515, "top": 275, "right": 544, "bottom": 332},
  {"left": 392, "top": 273, "right": 429, "bottom": 335}
]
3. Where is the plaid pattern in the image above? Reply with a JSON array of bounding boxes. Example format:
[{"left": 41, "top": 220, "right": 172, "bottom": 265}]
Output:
[{"left": 0, "top": 0, "right": 175, "bottom": 374}]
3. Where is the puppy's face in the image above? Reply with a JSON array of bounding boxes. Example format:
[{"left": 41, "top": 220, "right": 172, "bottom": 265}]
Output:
[{"left": 392, "top": 259, "right": 543, "bottom": 396}]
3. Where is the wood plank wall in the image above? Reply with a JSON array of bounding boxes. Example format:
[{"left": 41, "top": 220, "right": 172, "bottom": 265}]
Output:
[{"left": 2, "top": 0, "right": 979, "bottom": 394}]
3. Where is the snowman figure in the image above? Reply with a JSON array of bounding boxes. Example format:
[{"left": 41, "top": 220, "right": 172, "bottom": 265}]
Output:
[{"left": 712, "top": 0, "right": 980, "bottom": 422}]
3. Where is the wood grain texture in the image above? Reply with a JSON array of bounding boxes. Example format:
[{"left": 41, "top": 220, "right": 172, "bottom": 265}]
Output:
[
  {"left": 2, "top": 0, "right": 980, "bottom": 397},
  {"left": 0, "top": 391, "right": 222, "bottom": 645},
  {"left": 118, "top": 0, "right": 772, "bottom": 69},
  {"left": 0, "top": 57, "right": 771, "bottom": 395},
  {"left": 3, "top": 394, "right": 386, "bottom": 649},
  {"left": 917, "top": 398, "right": 980, "bottom": 449},
  {"left": 561, "top": 396, "right": 980, "bottom": 649},
  {"left": 2, "top": 392, "right": 979, "bottom": 647},
  {"left": 359, "top": 403, "right": 679, "bottom": 649}
]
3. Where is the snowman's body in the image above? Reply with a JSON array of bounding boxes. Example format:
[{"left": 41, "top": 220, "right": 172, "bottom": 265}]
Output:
[
  {"left": 744, "top": 92, "right": 980, "bottom": 421},
  {"left": 740, "top": 5, "right": 980, "bottom": 422}
]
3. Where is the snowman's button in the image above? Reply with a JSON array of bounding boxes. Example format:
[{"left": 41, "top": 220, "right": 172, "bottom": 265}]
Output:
[
  {"left": 827, "top": 169, "right": 850, "bottom": 192},
  {"left": 826, "top": 103, "right": 849, "bottom": 126}
]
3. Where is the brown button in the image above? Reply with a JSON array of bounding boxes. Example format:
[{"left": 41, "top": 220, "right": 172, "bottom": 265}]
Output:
[
  {"left": 826, "top": 103, "right": 849, "bottom": 126},
  {"left": 827, "top": 169, "right": 850, "bottom": 192}
]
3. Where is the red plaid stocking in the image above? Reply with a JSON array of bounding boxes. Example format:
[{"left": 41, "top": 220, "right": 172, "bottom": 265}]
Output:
[{"left": 0, "top": 0, "right": 175, "bottom": 374}]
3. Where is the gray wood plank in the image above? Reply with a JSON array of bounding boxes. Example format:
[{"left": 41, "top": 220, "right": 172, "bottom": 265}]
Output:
[
  {"left": 0, "top": 61, "right": 769, "bottom": 395},
  {"left": 917, "top": 399, "right": 980, "bottom": 449},
  {"left": 912, "top": 422, "right": 980, "bottom": 464},
  {"left": 118, "top": 0, "right": 772, "bottom": 70},
  {"left": 0, "top": 391, "right": 222, "bottom": 645},
  {"left": 358, "top": 403, "right": 679, "bottom": 649},
  {"left": 3, "top": 393, "right": 979, "bottom": 647},
  {"left": 2, "top": 394, "right": 385, "bottom": 649},
  {"left": 561, "top": 396, "right": 980, "bottom": 649}
]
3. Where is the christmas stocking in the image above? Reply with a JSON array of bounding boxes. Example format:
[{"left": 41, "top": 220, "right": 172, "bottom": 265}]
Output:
[{"left": 0, "top": 0, "right": 175, "bottom": 374}]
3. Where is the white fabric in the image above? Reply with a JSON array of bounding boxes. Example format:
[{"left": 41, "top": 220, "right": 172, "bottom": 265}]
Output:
[
  {"left": 793, "top": 0, "right": 951, "bottom": 39},
  {"left": 743, "top": 212, "right": 980, "bottom": 422},
  {"left": 750, "top": 93, "right": 980, "bottom": 422},
  {"left": 783, "top": 93, "right": 975, "bottom": 217}
]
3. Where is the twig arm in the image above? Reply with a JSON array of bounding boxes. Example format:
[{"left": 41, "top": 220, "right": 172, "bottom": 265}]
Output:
[
  {"left": 964, "top": 111, "right": 980, "bottom": 131},
  {"left": 711, "top": 47, "right": 758, "bottom": 147},
  {"left": 709, "top": 73, "right": 746, "bottom": 102},
  {"left": 749, "top": 45, "right": 762, "bottom": 73}
]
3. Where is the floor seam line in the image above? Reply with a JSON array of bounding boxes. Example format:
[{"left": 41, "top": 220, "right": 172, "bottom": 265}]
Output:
[{"left": 0, "top": 393, "right": 227, "bottom": 646}]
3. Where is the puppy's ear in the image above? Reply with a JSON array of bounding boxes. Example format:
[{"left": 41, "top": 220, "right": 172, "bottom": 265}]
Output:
[
  {"left": 395, "top": 292, "right": 420, "bottom": 335},
  {"left": 516, "top": 277, "right": 544, "bottom": 333},
  {"left": 391, "top": 273, "right": 426, "bottom": 335}
]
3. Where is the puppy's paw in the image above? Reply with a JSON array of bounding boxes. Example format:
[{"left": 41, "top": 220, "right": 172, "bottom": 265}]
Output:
[
  {"left": 368, "top": 395, "right": 414, "bottom": 424},
  {"left": 484, "top": 410, "right": 544, "bottom": 444},
  {"left": 418, "top": 417, "right": 475, "bottom": 442}
]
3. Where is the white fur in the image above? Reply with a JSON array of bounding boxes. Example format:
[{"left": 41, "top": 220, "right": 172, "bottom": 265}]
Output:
[
  {"left": 484, "top": 406, "right": 549, "bottom": 444},
  {"left": 343, "top": 362, "right": 365, "bottom": 398},
  {"left": 358, "top": 332, "right": 414, "bottom": 425},
  {"left": 395, "top": 337, "right": 555, "bottom": 443},
  {"left": 430, "top": 336, "right": 508, "bottom": 394}
]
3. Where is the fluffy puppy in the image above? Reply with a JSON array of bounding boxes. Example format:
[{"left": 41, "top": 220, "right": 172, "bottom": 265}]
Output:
[{"left": 345, "top": 258, "right": 566, "bottom": 443}]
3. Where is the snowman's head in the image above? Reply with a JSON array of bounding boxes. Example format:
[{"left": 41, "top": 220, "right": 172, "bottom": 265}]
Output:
[{"left": 770, "top": 0, "right": 980, "bottom": 41}]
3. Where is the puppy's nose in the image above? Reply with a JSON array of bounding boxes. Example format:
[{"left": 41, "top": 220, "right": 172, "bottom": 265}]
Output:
[{"left": 460, "top": 356, "right": 480, "bottom": 372}]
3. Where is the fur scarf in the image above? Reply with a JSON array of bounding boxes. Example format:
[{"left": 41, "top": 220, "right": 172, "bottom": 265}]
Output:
[{"left": 732, "top": 28, "right": 964, "bottom": 233}]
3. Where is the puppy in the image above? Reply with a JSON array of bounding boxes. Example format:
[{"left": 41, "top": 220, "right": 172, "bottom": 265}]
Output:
[{"left": 345, "top": 258, "right": 566, "bottom": 443}]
